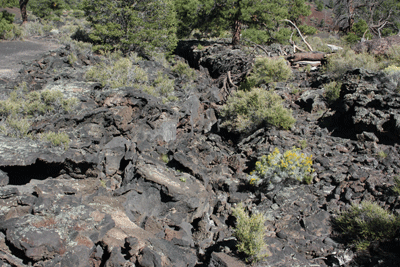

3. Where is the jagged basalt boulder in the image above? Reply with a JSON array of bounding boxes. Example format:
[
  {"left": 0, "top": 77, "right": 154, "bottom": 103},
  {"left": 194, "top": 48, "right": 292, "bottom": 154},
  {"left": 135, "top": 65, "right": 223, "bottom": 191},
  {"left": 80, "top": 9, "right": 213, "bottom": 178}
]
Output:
[{"left": 327, "top": 68, "right": 400, "bottom": 142}]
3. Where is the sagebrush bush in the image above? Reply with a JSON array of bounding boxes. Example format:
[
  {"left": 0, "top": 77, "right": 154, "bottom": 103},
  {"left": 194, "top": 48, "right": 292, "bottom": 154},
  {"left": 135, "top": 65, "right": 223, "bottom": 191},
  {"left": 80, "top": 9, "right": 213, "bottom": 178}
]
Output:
[
  {"left": 248, "top": 147, "right": 314, "bottom": 186},
  {"left": 0, "top": 83, "right": 78, "bottom": 141},
  {"left": 386, "top": 45, "right": 400, "bottom": 65},
  {"left": 144, "top": 71, "right": 177, "bottom": 103},
  {"left": 232, "top": 203, "right": 267, "bottom": 262},
  {"left": 41, "top": 131, "right": 70, "bottom": 150},
  {"left": 86, "top": 53, "right": 178, "bottom": 103},
  {"left": 392, "top": 176, "right": 400, "bottom": 195},
  {"left": 220, "top": 87, "right": 295, "bottom": 133},
  {"left": 334, "top": 201, "right": 400, "bottom": 250},
  {"left": 171, "top": 61, "right": 196, "bottom": 80},
  {"left": 324, "top": 81, "right": 342, "bottom": 104},
  {"left": 326, "top": 48, "right": 379, "bottom": 76},
  {"left": 305, "top": 36, "right": 332, "bottom": 53},
  {"left": 383, "top": 65, "right": 400, "bottom": 91},
  {"left": 242, "top": 57, "right": 292, "bottom": 89},
  {"left": 85, "top": 53, "right": 147, "bottom": 88}
]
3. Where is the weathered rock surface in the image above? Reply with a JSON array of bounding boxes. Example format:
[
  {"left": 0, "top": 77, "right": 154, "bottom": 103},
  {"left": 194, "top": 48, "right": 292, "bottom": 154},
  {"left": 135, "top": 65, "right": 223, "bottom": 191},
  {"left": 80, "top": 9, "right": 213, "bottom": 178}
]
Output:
[{"left": 0, "top": 42, "right": 399, "bottom": 267}]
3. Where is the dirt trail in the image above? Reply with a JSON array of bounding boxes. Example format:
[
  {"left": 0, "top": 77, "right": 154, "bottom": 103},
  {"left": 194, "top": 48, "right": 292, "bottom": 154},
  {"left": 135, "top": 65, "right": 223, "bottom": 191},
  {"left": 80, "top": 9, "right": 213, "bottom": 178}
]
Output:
[{"left": 0, "top": 39, "right": 61, "bottom": 79}]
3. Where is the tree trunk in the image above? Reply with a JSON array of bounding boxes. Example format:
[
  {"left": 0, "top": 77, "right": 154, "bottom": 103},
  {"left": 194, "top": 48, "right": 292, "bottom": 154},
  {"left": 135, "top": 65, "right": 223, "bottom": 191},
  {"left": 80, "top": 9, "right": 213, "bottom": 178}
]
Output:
[
  {"left": 346, "top": 0, "right": 354, "bottom": 33},
  {"left": 19, "top": 0, "right": 29, "bottom": 24},
  {"left": 232, "top": 20, "right": 241, "bottom": 46}
]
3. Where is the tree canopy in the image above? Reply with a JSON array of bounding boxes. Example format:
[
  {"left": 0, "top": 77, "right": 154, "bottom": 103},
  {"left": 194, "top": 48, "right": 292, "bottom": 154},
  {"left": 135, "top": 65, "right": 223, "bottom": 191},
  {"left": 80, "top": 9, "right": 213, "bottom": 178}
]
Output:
[
  {"left": 334, "top": 0, "right": 400, "bottom": 38},
  {"left": 82, "top": 0, "right": 178, "bottom": 54},
  {"left": 175, "top": 0, "right": 311, "bottom": 45}
]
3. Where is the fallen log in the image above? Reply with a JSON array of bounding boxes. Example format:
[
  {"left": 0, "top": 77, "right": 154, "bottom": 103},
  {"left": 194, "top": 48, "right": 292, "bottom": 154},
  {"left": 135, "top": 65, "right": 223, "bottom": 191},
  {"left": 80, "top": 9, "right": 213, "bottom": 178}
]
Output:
[{"left": 286, "top": 52, "right": 326, "bottom": 63}]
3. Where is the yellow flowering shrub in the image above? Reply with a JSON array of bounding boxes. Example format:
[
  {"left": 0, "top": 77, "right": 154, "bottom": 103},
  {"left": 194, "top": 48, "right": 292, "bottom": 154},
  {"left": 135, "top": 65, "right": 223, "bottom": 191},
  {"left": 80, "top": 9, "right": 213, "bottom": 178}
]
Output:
[{"left": 249, "top": 147, "right": 314, "bottom": 186}]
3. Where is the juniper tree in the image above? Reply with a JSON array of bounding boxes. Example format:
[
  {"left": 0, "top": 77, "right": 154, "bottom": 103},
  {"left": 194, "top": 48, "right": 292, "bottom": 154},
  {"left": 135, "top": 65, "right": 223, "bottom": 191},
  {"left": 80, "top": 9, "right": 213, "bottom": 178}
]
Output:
[
  {"left": 83, "top": 0, "right": 178, "bottom": 55},
  {"left": 334, "top": 0, "right": 400, "bottom": 37},
  {"left": 175, "top": 0, "right": 311, "bottom": 45}
]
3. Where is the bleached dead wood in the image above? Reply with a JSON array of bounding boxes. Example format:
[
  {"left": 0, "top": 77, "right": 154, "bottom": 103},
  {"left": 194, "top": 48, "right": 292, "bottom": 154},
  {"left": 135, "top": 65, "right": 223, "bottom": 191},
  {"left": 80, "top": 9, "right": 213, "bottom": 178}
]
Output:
[{"left": 283, "top": 19, "right": 313, "bottom": 52}]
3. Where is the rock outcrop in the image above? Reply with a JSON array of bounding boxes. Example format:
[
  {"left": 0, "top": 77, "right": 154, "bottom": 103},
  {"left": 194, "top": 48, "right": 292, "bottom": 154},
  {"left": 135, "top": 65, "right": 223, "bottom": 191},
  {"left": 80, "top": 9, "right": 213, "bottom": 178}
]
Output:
[{"left": 0, "top": 42, "right": 399, "bottom": 267}]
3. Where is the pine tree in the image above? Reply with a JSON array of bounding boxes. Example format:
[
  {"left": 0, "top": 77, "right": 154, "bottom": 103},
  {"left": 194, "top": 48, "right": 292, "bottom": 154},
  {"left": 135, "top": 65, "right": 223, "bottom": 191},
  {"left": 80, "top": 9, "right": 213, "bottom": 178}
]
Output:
[{"left": 83, "top": 0, "right": 178, "bottom": 54}]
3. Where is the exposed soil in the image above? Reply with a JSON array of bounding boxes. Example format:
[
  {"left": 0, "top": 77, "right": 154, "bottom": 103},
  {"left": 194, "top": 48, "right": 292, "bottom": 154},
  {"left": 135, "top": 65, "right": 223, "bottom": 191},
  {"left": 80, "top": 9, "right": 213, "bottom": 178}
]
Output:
[{"left": 0, "top": 38, "right": 61, "bottom": 80}]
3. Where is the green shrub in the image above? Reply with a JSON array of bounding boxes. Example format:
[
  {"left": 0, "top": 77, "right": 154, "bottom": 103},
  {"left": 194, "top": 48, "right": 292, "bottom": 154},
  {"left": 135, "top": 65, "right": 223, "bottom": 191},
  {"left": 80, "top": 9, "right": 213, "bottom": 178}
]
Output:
[
  {"left": 83, "top": 0, "right": 178, "bottom": 54},
  {"left": 344, "top": 19, "right": 372, "bottom": 44},
  {"left": 22, "top": 20, "right": 45, "bottom": 37},
  {"left": 171, "top": 61, "right": 196, "bottom": 80},
  {"left": 2, "top": 115, "right": 31, "bottom": 138},
  {"left": 334, "top": 201, "right": 400, "bottom": 250},
  {"left": 85, "top": 52, "right": 147, "bottom": 88},
  {"left": 220, "top": 87, "right": 295, "bottom": 133},
  {"left": 0, "top": 10, "right": 14, "bottom": 39},
  {"left": 248, "top": 147, "right": 314, "bottom": 186},
  {"left": 242, "top": 57, "right": 292, "bottom": 89},
  {"left": 315, "top": 0, "right": 324, "bottom": 11},
  {"left": 28, "top": 0, "right": 66, "bottom": 19},
  {"left": 326, "top": 48, "right": 379, "bottom": 76},
  {"left": 0, "top": 0, "right": 18, "bottom": 7},
  {"left": 306, "top": 36, "right": 331, "bottom": 53},
  {"left": 86, "top": 53, "right": 177, "bottom": 103},
  {"left": 0, "top": 84, "right": 78, "bottom": 140},
  {"left": 41, "top": 131, "right": 70, "bottom": 150},
  {"left": 386, "top": 45, "right": 400, "bottom": 65},
  {"left": 298, "top": 24, "right": 317, "bottom": 36},
  {"left": 324, "top": 81, "right": 342, "bottom": 104},
  {"left": 392, "top": 176, "right": 400, "bottom": 195},
  {"left": 145, "top": 71, "right": 177, "bottom": 103},
  {"left": 232, "top": 203, "right": 267, "bottom": 263}
]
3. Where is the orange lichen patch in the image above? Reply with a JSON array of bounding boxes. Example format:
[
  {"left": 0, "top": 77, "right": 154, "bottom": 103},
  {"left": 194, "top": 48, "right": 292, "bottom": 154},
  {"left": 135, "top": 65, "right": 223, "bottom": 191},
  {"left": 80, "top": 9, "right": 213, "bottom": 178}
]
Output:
[
  {"left": 164, "top": 228, "right": 183, "bottom": 241},
  {"left": 32, "top": 217, "right": 57, "bottom": 228},
  {"left": 75, "top": 235, "right": 94, "bottom": 248},
  {"left": 91, "top": 210, "right": 105, "bottom": 222},
  {"left": 73, "top": 222, "right": 89, "bottom": 231}
]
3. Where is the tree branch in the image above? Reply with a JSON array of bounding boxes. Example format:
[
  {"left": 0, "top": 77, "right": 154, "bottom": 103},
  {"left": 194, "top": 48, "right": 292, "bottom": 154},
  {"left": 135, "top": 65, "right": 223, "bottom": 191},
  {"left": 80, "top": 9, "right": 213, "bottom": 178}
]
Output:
[{"left": 282, "top": 19, "right": 313, "bottom": 51}]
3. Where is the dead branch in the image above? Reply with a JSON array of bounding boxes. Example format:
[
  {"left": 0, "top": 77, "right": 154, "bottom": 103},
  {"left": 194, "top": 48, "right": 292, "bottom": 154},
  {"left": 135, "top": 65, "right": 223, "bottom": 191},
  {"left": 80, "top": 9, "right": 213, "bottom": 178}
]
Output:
[
  {"left": 283, "top": 19, "right": 313, "bottom": 52},
  {"left": 227, "top": 71, "right": 237, "bottom": 89}
]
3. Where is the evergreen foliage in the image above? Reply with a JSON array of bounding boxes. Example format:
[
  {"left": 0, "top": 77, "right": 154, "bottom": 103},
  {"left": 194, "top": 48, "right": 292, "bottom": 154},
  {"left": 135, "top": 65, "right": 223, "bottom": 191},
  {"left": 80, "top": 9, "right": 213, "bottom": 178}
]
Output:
[
  {"left": 28, "top": 0, "right": 66, "bottom": 19},
  {"left": 0, "top": 10, "right": 14, "bottom": 38},
  {"left": 83, "top": 0, "right": 178, "bottom": 54},
  {"left": 175, "top": 0, "right": 310, "bottom": 44}
]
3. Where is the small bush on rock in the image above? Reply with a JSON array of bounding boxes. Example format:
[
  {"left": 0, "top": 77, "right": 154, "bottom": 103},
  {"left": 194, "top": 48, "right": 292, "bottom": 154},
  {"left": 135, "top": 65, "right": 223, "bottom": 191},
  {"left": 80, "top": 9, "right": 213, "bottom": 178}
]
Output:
[
  {"left": 248, "top": 147, "right": 314, "bottom": 186},
  {"left": 85, "top": 52, "right": 148, "bottom": 88},
  {"left": 334, "top": 201, "right": 400, "bottom": 250},
  {"left": 386, "top": 45, "right": 400, "bottom": 65},
  {"left": 171, "top": 61, "right": 196, "bottom": 81},
  {"left": 220, "top": 87, "right": 295, "bottom": 133},
  {"left": 40, "top": 131, "right": 70, "bottom": 150},
  {"left": 324, "top": 81, "right": 342, "bottom": 104},
  {"left": 0, "top": 83, "right": 78, "bottom": 142},
  {"left": 242, "top": 57, "right": 292, "bottom": 89},
  {"left": 232, "top": 203, "right": 267, "bottom": 263}
]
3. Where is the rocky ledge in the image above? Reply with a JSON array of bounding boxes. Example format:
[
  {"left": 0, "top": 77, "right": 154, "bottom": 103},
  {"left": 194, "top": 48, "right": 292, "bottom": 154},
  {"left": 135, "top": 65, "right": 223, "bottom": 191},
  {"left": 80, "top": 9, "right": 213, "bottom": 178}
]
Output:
[{"left": 0, "top": 42, "right": 399, "bottom": 267}]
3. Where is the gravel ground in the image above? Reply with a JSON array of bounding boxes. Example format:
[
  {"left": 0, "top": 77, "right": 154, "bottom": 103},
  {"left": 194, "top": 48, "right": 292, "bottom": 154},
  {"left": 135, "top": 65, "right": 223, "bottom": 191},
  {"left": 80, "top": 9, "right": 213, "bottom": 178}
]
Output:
[{"left": 0, "top": 38, "right": 61, "bottom": 79}]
